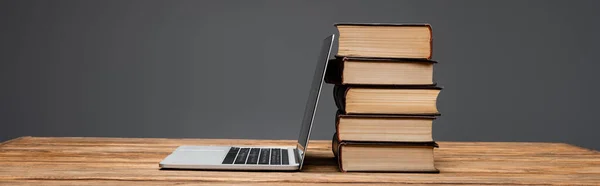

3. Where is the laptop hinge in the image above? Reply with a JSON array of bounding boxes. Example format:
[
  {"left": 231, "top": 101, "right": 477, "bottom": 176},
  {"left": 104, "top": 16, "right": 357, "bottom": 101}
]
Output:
[{"left": 293, "top": 148, "right": 301, "bottom": 165}]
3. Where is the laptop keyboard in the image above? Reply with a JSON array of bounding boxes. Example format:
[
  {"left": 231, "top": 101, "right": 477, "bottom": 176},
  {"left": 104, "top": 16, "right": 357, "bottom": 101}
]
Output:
[{"left": 222, "top": 147, "right": 289, "bottom": 165}]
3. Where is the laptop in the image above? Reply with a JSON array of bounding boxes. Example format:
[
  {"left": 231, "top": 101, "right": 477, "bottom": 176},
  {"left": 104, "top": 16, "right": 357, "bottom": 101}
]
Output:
[{"left": 159, "top": 34, "right": 335, "bottom": 171}]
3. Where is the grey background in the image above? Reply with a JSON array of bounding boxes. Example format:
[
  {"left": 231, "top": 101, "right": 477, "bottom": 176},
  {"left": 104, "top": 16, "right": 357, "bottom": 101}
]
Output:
[{"left": 1, "top": 0, "right": 599, "bottom": 150}]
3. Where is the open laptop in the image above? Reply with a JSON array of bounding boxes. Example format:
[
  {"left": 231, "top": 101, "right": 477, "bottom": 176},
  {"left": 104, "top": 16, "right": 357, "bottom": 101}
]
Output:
[{"left": 159, "top": 34, "right": 335, "bottom": 171}]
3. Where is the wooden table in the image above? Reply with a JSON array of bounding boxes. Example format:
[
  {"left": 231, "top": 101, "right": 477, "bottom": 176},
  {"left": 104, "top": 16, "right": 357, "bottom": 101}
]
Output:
[{"left": 0, "top": 137, "right": 599, "bottom": 185}]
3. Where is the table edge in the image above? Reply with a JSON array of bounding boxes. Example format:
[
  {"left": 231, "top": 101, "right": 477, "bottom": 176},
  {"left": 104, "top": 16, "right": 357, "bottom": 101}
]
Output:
[
  {"left": 0, "top": 136, "right": 31, "bottom": 147},
  {"left": 1, "top": 137, "right": 598, "bottom": 153}
]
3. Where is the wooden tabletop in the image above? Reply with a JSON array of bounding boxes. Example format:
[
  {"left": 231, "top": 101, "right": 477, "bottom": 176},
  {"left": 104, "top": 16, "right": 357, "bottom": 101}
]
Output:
[{"left": 0, "top": 137, "right": 599, "bottom": 185}]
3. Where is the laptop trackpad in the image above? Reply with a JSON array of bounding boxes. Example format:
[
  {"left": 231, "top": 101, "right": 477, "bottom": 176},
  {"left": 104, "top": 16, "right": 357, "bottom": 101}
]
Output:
[{"left": 162, "top": 146, "right": 229, "bottom": 165}]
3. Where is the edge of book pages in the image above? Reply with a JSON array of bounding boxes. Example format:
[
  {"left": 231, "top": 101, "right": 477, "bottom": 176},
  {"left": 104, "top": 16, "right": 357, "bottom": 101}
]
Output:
[
  {"left": 334, "top": 23, "right": 433, "bottom": 60},
  {"left": 334, "top": 23, "right": 431, "bottom": 27}
]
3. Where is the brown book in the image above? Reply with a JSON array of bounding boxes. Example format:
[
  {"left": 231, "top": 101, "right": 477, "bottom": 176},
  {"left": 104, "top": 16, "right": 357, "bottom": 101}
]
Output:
[
  {"left": 325, "top": 57, "right": 436, "bottom": 85},
  {"left": 332, "top": 133, "right": 439, "bottom": 173},
  {"left": 335, "top": 110, "right": 436, "bottom": 142},
  {"left": 335, "top": 23, "right": 433, "bottom": 59},
  {"left": 334, "top": 85, "right": 441, "bottom": 115}
]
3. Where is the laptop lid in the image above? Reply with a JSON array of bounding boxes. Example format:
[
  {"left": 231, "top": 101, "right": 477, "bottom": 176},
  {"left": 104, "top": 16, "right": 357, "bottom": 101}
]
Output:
[{"left": 296, "top": 34, "right": 335, "bottom": 169}]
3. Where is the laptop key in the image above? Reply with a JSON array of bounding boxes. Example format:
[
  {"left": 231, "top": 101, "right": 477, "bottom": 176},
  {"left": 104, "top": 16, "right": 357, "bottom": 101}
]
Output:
[
  {"left": 281, "top": 149, "right": 289, "bottom": 165},
  {"left": 234, "top": 148, "right": 250, "bottom": 164},
  {"left": 270, "top": 148, "right": 281, "bottom": 165},
  {"left": 246, "top": 148, "right": 260, "bottom": 164},
  {"left": 222, "top": 147, "right": 239, "bottom": 164},
  {"left": 258, "top": 148, "right": 270, "bottom": 164}
]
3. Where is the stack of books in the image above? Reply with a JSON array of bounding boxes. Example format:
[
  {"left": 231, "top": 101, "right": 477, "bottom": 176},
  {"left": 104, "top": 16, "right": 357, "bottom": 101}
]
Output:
[{"left": 325, "top": 23, "right": 441, "bottom": 172}]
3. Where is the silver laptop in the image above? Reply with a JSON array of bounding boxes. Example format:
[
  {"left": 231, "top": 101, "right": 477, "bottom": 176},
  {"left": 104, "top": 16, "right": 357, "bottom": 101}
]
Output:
[{"left": 159, "top": 35, "right": 335, "bottom": 171}]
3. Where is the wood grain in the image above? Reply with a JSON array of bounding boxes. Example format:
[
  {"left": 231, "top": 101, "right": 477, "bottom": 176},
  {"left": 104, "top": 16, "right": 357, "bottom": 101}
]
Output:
[{"left": 0, "top": 137, "right": 599, "bottom": 185}]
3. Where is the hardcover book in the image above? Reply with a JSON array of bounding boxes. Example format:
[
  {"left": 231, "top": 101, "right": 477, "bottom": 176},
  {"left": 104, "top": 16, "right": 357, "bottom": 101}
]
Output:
[
  {"left": 332, "top": 133, "right": 439, "bottom": 173},
  {"left": 334, "top": 85, "right": 442, "bottom": 115},
  {"left": 325, "top": 57, "right": 436, "bottom": 85},
  {"left": 336, "top": 23, "right": 433, "bottom": 59},
  {"left": 335, "top": 110, "right": 436, "bottom": 142}
]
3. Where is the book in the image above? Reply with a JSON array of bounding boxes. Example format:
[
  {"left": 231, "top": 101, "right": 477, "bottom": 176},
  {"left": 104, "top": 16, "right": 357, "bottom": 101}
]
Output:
[
  {"left": 335, "top": 23, "right": 433, "bottom": 59},
  {"left": 334, "top": 85, "right": 441, "bottom": 115},
  {"left": 325, "top": 57, "right": 436, "bottom": 85},
  {"left": 335, "top": 110, "right": 436, "bottom": 142},
  {"left": 332, "top": 133, "right": 439, "bottom": 172}
]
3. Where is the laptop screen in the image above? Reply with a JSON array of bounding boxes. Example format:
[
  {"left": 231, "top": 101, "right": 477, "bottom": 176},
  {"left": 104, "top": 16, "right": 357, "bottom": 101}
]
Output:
[{"left": 296, "top": 35, "right": 334, "bottom": 168}]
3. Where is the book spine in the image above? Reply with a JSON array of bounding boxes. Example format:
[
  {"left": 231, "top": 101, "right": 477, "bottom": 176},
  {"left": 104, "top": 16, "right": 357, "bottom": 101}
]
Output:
[
  {"left": 333, "top": 85, "right": 348, "bottom": 112},
  {"left": 331, "top": 133, "right": 345, "bottom": 172},
  {"left": 324, "top": 58, "right": 343, "bottom": 85},
  {"left": 334, "top": 110, "right": 343, "bottom": 142},
  {"left": 332, "top": 132, "right": 339, "bottom": 159}
]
